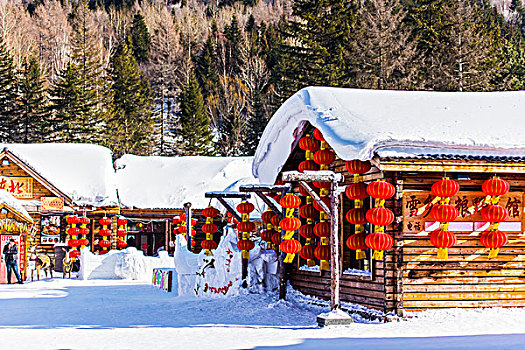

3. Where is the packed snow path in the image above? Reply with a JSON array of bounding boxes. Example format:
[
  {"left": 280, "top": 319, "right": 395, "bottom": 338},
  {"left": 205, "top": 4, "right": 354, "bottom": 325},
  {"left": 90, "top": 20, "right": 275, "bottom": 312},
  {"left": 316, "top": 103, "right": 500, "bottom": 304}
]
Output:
[{"left": 0, "top": 279, "right": 524, "bottom": 349}]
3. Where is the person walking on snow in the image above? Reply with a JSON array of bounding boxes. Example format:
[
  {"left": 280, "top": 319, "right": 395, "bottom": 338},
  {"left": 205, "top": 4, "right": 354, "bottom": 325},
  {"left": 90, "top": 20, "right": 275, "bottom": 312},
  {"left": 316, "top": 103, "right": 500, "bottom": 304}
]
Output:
[{"left": 2, "top": 239, "right": 23, "bottom": 284}]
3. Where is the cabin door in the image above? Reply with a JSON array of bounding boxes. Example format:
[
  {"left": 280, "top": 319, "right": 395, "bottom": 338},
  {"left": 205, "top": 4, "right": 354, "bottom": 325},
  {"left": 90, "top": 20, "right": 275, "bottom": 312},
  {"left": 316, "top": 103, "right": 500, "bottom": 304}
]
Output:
[{"left": 0, "top": 235, "right": 22, "bottom": 284}]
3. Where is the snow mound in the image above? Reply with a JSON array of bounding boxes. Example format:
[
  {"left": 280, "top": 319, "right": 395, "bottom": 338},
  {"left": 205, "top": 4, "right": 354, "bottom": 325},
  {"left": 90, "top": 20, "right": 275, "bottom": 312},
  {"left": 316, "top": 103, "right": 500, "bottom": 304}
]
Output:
[
  {"left": 253, "top": 87, "right": 525, "bottom": 183},
  {"left": 0, "top": 189, "right": 32, "bottom": 222}
]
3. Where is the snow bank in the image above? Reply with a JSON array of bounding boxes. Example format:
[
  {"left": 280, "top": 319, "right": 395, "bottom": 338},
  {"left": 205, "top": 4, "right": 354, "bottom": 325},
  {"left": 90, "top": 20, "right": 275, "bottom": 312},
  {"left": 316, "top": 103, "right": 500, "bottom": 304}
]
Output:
[
  {"left": 0, "top": 189, "right": 32, "bottom": 222},
  {"left": 115, "top": 155, "right": 256, "bottom": 209},
  {"left": 253, "top": 87, "right": 525, "bottom": 183},
  {"left": 78, "top": 247, "right": 174, "bottom": 281},
  {"left": 1, "top": 143, "right": 118, "bottom": 207}
]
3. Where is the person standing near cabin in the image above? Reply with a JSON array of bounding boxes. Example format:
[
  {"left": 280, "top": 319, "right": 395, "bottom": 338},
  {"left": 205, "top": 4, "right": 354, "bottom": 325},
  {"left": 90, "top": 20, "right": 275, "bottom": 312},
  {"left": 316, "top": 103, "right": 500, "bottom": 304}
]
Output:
[{"left": 2, "top": 239, "right": 23, "bottom": 284}]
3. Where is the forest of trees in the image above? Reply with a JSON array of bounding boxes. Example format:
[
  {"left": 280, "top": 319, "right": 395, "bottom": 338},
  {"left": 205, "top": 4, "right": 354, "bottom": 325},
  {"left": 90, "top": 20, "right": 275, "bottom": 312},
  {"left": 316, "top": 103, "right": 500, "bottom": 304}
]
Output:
[{"left": 0, "top": 0, "right": 524, "bottom": 157}]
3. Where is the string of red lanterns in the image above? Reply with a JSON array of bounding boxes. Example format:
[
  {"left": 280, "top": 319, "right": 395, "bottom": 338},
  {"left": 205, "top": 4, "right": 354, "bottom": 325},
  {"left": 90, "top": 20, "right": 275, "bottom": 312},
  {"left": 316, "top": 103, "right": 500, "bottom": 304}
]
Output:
[
  {"left": 236, "top": 201, "right": 256, "bottom": 258},
  {"left": 279, "top": 194, "right": 302, "bottom": 263},
  {"left": 98, "top": 216, "right": 112, "bottom": 254},
  {"left": 365, "top": 180, "right": 395, "bottom": 260},
  {"left": 116, "top": 216, "right": 128, "bottom": 249},
  {"left": 201, "top": 206, "right": 219, "bottom": 253},
  {"left": 67, "top": 215, "right": 81, "bottom": 259},
  {"left": 78, "top": 216, "right": 90, "bottom": 251},
  {"left": 261, "top": 208, "right": 276, "bottom": 250},
  {"left": 480, "top": 176, "right": 510, "bottom": 258}
]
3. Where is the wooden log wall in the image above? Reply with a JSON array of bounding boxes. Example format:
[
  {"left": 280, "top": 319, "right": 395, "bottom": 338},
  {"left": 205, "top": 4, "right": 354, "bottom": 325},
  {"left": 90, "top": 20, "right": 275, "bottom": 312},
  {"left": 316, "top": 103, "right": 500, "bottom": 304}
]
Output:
[{"left": 398, "top": 171, "right": 525, "bottom": 311}]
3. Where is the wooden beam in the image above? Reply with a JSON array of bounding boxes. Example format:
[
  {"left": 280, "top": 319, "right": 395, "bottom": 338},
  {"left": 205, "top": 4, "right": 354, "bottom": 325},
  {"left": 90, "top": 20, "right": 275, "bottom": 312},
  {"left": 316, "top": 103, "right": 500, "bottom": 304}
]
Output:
[
  {"left": 215, "top": 198, "right": 242, "bottom": 222},
  {"left": 255, "top": 192, "right": 285, "bottom": 219},
  {"left": 329, "top": 182, "right": 341, "bottom": 310},
  {"left": 239, "top": 184, "right": 291, "bottom": 193},
  {"left": 282, "top": 170, "right": 343, "bottom": 183},
  {"left": 298, "top": 181, "right": 331, "bottom": 217},
  {"left": 205, "top": 191, "right": 251, "bottom": 199},
  {"left": 378, "top": 159, "right": 525, "bottom": 174}
]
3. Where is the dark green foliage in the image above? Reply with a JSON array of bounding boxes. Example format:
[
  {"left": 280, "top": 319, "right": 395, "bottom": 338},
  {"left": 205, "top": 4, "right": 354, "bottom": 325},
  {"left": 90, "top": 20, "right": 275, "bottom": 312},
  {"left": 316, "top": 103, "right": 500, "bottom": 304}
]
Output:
[
  {"left": 129, "top": 13, "right": 151, "bottom": 63},
  {"left": 224, "top": 14, "right": 242, "bottom": 75},
  {"left": 178, "top": 72, "right": 214, "bottom": 156},
  {"left": 0, "top": 36, "right": 18, "bottom": 142},
  {"left": 196, "top": 34, "right": 219, "bottom": 99}
]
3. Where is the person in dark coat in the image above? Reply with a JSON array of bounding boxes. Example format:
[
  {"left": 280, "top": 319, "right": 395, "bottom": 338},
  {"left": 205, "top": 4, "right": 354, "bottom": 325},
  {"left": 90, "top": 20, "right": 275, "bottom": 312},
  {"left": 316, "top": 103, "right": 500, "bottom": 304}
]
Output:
[{"left": 2, "top": 239, "right": 22, "bottom": 284}]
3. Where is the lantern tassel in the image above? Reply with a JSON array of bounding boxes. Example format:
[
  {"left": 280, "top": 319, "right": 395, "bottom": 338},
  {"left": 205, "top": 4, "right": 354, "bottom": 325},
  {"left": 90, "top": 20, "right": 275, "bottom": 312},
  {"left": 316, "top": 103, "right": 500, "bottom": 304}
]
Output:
[
  {"left": 320, "top": 260, "right": 330, "bottom": 270},
  {"left": 437, "top": 247, "right": 448, "bottom": 259},
  {"left": 284, "top": 253, "right": 295, "bottom": 263},
  {"left": 488, "top": 248, "right": 499, "bottom": 259},
  {"left": 242, "top": 250, "right": 250, "bottom": 259},
  {"left": 307, "top": 259, "right": 316, "bottom": 267},
  {"left": 372, "top": 250, "right": 384, "bottom": 260},
  {"left": 356, "top": 249, "right": 366, "bottom": 260}
]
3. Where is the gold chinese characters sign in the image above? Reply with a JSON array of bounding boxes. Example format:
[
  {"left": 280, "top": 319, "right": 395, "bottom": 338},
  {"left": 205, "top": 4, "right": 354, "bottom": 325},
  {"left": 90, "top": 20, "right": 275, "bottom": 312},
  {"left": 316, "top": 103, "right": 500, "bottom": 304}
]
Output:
[
  {"left": 41, "top": 197, "right": 64, "bottom": 211},
  {"left": 402, "top": 191, "right": 524, "bottom": 233},
  {"left": 0, "top": 176, "right": 33, "bottom": 199}
]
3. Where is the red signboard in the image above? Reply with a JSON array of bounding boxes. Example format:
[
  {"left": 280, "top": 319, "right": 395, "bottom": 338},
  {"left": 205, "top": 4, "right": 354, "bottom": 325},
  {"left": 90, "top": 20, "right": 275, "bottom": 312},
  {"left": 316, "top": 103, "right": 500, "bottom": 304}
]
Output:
[{"left": 0, "top": 235, "right": 25, "bottom": 283}]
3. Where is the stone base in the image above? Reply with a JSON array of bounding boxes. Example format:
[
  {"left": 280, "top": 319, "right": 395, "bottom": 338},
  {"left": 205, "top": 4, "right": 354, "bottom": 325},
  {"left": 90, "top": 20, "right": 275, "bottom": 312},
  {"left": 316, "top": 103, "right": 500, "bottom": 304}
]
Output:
[{"left": 316, "top": 314, "right": 354, "bottom": 327}]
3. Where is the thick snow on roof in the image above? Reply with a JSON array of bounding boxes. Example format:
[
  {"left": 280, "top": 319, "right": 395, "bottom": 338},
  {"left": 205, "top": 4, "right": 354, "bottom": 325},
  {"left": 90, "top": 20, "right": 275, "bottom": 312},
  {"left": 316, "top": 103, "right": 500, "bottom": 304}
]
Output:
[
  {"left": 115, "top": 155, "right": 256, "bottom": 209},
  {"left": 253, "top": 87, "right": 525, "bottom": 183},
  {"left": 0, "top": 189, "right": 33, "bottom": 222},
  {"left": 1, "top": 144, "right": 118, "bottom": 207}
]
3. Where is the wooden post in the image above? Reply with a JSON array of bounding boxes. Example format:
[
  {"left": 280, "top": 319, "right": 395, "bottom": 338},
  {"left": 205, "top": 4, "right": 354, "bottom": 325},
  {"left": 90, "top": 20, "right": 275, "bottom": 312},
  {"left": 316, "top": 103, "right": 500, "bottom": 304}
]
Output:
[
  {"left": 184, "top": 202, "right": 192, "bottom": 251},
  {"left": 329, "top": 181, "right": 341, "bottom": 310}
]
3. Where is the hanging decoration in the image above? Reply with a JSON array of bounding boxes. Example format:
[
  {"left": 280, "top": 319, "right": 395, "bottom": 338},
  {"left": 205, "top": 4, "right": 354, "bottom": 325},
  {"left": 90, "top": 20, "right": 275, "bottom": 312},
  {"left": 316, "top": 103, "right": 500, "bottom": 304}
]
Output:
[
  {"left": 116, "top": 216, "right": 128, "bottom": 250},
  {"left": 236, "top": 201, "right": 256, "bottom": 258},
  {"left": 271, "top": 214, "right": 281, "bottom": 252},
  {"left": 98, "top": 216, "right": 112, "bottom": 254},
  {"left": 345, "top": 159, "right": 371, "bottom": 259},
  {"left": 428, "top": 177, "right": 460, "bottom": 259},
  {"left": 78, "top": 216, "right": 90, "bottom": 251},
  {"left": 67, "top": 215, "right": 80, "bottom": 259},
  {"left": 480, "top": 176, "right": 510, "bottom": 258},
  {"left": 279, "top": 194, "right": 302, "bottom": 263},
  {"left": 201, "top": 206, "right": 219, "bottom": 254},
  {"left": 299, "top": 199, "right": 318, "bottom": 267},
  {"left": 261, "top": 208, "right": 277, "bottom": 250},
  {"left": 172, "top": 215, "right": 182, "bottom": 236},
  {"left": 365, "top": 180, "right": 395, "bottom": 260}
]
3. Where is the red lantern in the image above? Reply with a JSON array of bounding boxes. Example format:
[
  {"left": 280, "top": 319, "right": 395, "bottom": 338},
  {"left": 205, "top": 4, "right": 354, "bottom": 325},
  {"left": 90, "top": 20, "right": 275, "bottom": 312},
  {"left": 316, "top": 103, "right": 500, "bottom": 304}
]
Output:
[
  {"left": 237, "top": 221, "right": 255, "bottom": 232},
  {"left": 280, "top": 239, "right": 302, "bottom": 254},
  {"left": 312, "top": 196, "right": 331, "bottom": 213},
  {"left": 180, "top": 213, "right": 187, "bottom": 221},
  {"left": 430, "top": 204, "right": 459, "bottom": 223},
  {"left": 345, "top": 183, "right": 368, "bottom": 200},
  {"left": 312, "top": 181, "right": 331, "bottom": 189},
  {"left": 299, "top": 204, "right": 318, "bottom": 219},
  {"left": 172, "top": 216, "right": 181, "bottom": 225},
  {"left": 202, "top": 223, "right": 218, "bottom": 234},
  {"left": 67, "top": 215, "right": 79, "bottom": 225},
  {"left": 280, "top": 194, "right": 301, "bottom": 209},
  {"left": 78, "top": 238, "right": 89, "bottom": 246},
  {"left": 177, "top": 226, "right": 187, "bottom": 234},
  {"left": 431, "top": 178, "right": 460, "bottom": 198},
  {"left": 69, "top": 250, "right": 81, "bottom": 258},
  {"left": 280, "top": 217, "right": 301, "bottom": 231},
  {"left": 366, "top": 207, "right": 394, "bottom": 226},
  {"left": 346, "top": 233, "right": 367, "bottom": 251},
  {"left": 298, "top": 136, "right": 319, "bottom": 151},
  {"left": 482, "top": 177, "right": 510, "bottom": 196},
  {"left": 345, "top": 208, "right": 367, "bottom": 225},
  {"left": 260, "top": 229, "right": 275, "bottom": 242},
  {"left": 271, "top": 232, "right": 281, "bottom": 246},
  {"left": 79, "top": 217, "right": 90, "bottom": 225},
  {"left": 79, "top": 228, "right": 90, "bottom": 236},
  {"left": 298, "top": 160, "right": 318, "bottom": 173},
  {"left": 300, "top": 245, "right": 316, "bottom": 260},
  {"left": 271, "top": 215, "right": 281, "bottom": 227},
  {"left": 298, "top": 186, "right": 314, "bottom": 197},
  {"left": 313, "top": 129, "right": 325, "bottom": 141},
  {"left": 314, "top": 245, "right": 330, "bottom": 261},
  {"left": 313, "top": 149, "right": 335, "bottom": 165},
  {"left": 99, "top": 228, "right": 111, "bottom": 237},
  {"left": 117, "top": 240, "right": 127, "bottom": 249},
  {"left": 202, "top": 207, "right": 219, "bottom": 218},
  {"left": 190, "top": 218, "right": 198, "bottom": 226},
  {"left": 201, "top": 240, "right": 218, "bottom": 250},
  {"left": 99, "top": 217, "right": 111, "bottom": 226},
  {"left": 365, "top": 232, "right": 393, "bottom": 259},
  {"left": 272, "top": 194, "right": 281, "bottom": 203},
  {"left": 480, "top": 230, "right": 508, "bottom": 258},
  {"left": 67, "top": 239, "right": 79, "bottom": 247},
  {"left": 99, "top": 239, "right": 111, "bottom": 248},
  {"left": 99, "top": 250, "right": 109, "bottom": 255},
  {"left": 430, "top": 230, "right": 456, "bottom": 259},
  {"left": 367, "top": 181, "right": 395, "bottom": 199},
  {"left": 117, "top": 229, "right": 127, "bottom": 237},
  {"left": 261, "top": 211, "right": 274, "bottom": 224},
  {"left": 299, "top": 224, "right": 316, "bottom": 239},
  {"left": 314, "top": 221, "right": 330, "bottom": 237},
  {"left": 480, "top": 205, "right": 509, "bottom": 223},
  {"left": 237, "top": 239, "right": 255, "bottom": 251},
  {"left": 67, "top": 227, "right": 80, "bottom": 236},
  {"left": 237, "top": 202, "right": 255, "bottom": 214},
  {"left": 117, "top": 217, "right": 127, "bottom": 226},
  {"left": 191, "top": 240, "right": 197, "bottom": 247},
  {"left": 345, "top": 160, "right": 371, "bottom": 174}
]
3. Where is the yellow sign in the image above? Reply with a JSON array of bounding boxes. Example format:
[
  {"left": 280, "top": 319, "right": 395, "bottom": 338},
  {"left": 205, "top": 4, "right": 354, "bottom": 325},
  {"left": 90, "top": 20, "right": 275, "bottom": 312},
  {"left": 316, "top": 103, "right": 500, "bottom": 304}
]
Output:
[
  {"left": 41, "top": 197, "right": 64, "bottom": 211},
  {"left": 0, "top": 218, "right": 31, "bottom": 234},
  {"left": 0, "top": 176, "right": 33, "bottom": 199}
]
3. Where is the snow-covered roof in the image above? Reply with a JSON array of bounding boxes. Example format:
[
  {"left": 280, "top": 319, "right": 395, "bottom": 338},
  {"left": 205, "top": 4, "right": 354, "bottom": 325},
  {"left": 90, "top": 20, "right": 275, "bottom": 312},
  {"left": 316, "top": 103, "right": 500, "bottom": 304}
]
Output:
[
  {"left": 1, "top": 144, "right": 118, "bottom": 207},
  {"left": 253, "top": 87, "right": 525, "bottom": 183},
  {"left": 115, "top": 155, "right": 256, "bottom": 209},
  {"left": 0, "top": 189, "right": 33, "bottom": 222}
]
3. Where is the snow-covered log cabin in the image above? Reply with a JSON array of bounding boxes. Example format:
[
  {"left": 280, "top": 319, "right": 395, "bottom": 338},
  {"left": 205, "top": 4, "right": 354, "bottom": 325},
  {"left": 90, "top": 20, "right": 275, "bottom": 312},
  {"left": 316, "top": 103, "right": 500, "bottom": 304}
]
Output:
[{"left": 253, "top": 87, "right": 525, "bottom": 314}]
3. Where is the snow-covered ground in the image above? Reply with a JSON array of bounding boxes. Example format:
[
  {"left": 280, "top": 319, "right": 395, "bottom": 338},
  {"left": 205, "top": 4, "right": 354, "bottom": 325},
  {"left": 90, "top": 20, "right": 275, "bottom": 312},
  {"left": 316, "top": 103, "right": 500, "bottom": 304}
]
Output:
[{"left": 0, "top": 278, "right": 524, "bottom": 349}]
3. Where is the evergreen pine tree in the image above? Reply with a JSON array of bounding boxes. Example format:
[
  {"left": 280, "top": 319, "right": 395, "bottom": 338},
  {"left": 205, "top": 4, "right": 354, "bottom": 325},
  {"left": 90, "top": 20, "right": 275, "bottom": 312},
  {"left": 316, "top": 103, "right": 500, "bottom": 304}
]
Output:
[
  {"left": 16, "top": 55, "right": 50, "bottom": 143},
  {"left": 129, "top": 13, "right": 151, "bottom": 64},
  {"left": 224, "top": 14, "right": 243, "bottom": 75},
  {"left": 196, "top": 34, "right": 219, "bottom": 99},
  {"left": 105, "top": 39, "right": 154, "bottom": 157},
  {"left": 0, "top": 35, "right": 19, "bottom": 142},
  {"left": 178, "top": 72, "right": 214, "bottom": 156}
]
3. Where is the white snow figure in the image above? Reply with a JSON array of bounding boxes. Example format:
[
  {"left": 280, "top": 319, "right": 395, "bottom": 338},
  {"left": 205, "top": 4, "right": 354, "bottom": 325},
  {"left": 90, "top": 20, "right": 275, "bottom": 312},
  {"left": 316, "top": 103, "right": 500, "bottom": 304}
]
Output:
[{"left": 173, "top": 234, "right": 200, "bottom": 296}]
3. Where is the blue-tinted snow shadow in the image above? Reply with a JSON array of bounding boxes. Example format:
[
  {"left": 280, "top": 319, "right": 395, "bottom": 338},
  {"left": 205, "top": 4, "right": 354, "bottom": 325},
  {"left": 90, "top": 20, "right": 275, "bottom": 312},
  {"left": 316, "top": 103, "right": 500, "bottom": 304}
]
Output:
[
  {"left": 249, "top": 334, "right": 525, "bottom": 350},
  {"left": 0, "top": 282, "right": 318, "bottom": 330}
]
